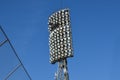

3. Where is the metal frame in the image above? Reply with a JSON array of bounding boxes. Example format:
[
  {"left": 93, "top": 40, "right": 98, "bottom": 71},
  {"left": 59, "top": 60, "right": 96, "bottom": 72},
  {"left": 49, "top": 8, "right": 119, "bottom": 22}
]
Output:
[{"left": 0, "top": 26, "right": 32, "bottom": 80}]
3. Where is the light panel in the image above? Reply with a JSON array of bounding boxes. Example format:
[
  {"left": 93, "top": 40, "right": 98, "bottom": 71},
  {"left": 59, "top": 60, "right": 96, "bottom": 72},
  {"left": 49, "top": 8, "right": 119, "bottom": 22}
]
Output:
[{"left": 48, "top": 9, "right": 73, "bottom": 64}]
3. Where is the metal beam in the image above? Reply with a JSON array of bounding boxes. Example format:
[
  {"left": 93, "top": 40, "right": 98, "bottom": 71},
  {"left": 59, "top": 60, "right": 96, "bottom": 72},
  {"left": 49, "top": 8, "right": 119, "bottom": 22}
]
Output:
[
  {"left": 0, "top": 39, "right": 8, "bottom": 47},
  {"left": 4, "top": 63, "right": 22, "bottom": 80}
]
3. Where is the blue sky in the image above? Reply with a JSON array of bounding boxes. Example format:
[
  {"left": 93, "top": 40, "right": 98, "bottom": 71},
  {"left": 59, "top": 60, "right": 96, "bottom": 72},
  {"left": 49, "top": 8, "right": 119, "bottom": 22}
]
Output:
[{"left": 0, "top": 0, "right": 120, "bottom": 80}]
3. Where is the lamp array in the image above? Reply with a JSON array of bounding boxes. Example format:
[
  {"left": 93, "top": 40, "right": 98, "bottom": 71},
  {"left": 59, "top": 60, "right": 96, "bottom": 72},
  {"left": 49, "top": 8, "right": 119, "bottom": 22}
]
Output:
[
  {"left": 48, "top": 9, "right": 73, "bottom": 64},
  {"left": 48, "top": 9, "right": 70, "bottom": 32}
]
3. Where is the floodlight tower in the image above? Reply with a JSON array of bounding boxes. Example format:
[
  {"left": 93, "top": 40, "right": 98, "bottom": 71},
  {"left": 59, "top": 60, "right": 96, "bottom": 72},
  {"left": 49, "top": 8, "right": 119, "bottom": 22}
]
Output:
[{"left": 48, "top": 9, "right": 73, "bottom": 80}]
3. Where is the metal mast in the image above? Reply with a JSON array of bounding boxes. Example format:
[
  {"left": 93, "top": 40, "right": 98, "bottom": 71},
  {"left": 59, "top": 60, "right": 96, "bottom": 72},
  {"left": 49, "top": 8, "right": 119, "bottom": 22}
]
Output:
[
  {"left": 48, "top": 9, "right": 73, "bottom": 80},
  {"left": 55, "top": 59, "right": 69, "bottom": 80}
]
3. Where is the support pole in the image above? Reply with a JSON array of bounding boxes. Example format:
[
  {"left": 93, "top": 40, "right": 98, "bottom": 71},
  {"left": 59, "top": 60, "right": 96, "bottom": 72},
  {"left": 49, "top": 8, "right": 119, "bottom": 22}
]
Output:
[
  {"left": 55, "top": 59, "right": 69, "bottom": 80},
  {"left": 63, "top": 59, "right": 69, "bottom": 80}
]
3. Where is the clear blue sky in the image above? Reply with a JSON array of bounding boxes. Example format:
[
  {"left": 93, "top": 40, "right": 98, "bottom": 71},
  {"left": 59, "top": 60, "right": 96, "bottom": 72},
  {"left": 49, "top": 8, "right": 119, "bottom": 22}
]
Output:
[{"left": 0, "top": 0, "right": 120, "bottom": 80}]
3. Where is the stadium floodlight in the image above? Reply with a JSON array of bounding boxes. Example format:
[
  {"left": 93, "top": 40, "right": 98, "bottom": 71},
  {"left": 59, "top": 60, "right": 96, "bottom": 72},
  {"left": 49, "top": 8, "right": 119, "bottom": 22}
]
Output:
[{"left": 48, "top": 9, "right": 73, "bottom": 64}]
